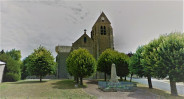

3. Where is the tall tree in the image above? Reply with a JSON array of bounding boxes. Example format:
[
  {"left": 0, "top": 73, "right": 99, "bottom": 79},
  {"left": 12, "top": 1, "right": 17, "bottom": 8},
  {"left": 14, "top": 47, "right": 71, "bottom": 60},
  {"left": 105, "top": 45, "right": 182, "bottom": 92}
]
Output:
[
  {"left": 66, "top": 48, "right": 96, "bottom": 85},
  {"left": 21, "top": 56, "right": 30, "bottom": 79},
  {"left": 129, "top": 46, "right": 154, "bottom": 88},
  {"left": 27, "top": 46, "right": 56, "bottom": 82},
  {"left": 129, "top": 46, "right": 145, "bottom": 77},
  {"left": 141, "top": 35, "right": 167, "bottom": 89},
  {"left": 116, "top": 53, "right": 129, "bottom": 81},
  {"left": 151, "top": 33, "right": 184, "bottom": 96},
  {"left": 97, "top": 49, "right": 118, "bottom": 81}
]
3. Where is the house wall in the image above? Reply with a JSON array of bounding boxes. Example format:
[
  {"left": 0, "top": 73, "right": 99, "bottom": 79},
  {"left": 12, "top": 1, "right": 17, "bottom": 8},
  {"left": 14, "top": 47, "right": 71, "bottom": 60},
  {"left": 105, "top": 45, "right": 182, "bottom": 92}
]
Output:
[{"left": 0, "top": 64, "right": 5, "bottom": 83}]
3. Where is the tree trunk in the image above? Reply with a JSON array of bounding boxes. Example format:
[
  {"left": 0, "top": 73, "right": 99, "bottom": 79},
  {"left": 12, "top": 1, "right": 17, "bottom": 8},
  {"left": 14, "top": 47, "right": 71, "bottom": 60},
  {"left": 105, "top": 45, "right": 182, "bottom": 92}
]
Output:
[
  {"left": 170, "top": 79, "right": 178, "bottom": 96},
  {"left": 147, "top": 76, "right": 153, "bottom": 89},
  {"left": 104, "top": 72, "right": 106, "bottom": 81},
  {"left": 120, "top": 76, "right": 123, "bottom": 81},
  {"left": 130, "top": 73, "right": 133, "bottom": 82},
  {"left": 80, "top": 77, "right": 83, "bottom": 85},
  {"left": 124, "top": 76, "right": 126, "bottom": 81},
  {"left": 40, "top": 76, "right": 42, "bottom": 82}
]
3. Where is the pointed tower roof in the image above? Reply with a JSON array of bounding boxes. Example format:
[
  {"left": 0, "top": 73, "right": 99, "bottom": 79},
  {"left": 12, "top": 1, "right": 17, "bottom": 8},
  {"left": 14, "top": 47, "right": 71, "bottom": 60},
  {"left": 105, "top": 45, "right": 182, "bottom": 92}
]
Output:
[{"left": 95, "top": 12, "right": 111, "bottom": 24}]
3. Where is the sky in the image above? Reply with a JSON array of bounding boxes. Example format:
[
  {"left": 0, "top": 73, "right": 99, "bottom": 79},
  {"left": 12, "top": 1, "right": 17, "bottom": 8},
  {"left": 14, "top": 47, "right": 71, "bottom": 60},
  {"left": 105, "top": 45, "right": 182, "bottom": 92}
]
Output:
[{"left": 0, "top": 0, "right": 183, "bottom": 59}]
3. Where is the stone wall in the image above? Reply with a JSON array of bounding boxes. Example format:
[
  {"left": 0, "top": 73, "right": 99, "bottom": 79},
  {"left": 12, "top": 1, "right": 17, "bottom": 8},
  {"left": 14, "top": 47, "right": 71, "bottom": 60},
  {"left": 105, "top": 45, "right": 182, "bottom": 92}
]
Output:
[{"left": 56, "top": 52, "right": 70, "bottom": 79}]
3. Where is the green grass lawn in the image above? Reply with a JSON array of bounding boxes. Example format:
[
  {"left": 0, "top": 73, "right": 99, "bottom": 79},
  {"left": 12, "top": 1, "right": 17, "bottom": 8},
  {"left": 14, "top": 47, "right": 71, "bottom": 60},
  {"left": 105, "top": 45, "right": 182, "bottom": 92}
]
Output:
[{"left": 0, "top": 79, "right": 95, "bottom": 99}]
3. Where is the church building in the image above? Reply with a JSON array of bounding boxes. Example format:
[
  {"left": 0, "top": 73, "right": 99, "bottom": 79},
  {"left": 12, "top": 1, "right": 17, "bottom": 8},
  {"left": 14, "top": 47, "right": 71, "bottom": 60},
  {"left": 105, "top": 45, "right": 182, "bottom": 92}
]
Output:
[{"left": 55, "top": 12, "right": 114, "bottom": 79}]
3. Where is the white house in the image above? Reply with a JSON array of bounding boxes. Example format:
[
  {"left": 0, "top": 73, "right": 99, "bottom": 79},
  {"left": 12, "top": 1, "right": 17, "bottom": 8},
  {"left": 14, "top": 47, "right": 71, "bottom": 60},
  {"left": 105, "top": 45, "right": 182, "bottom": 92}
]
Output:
[{"left": 0, "top": 61, "right": 5, "bottom": 83}]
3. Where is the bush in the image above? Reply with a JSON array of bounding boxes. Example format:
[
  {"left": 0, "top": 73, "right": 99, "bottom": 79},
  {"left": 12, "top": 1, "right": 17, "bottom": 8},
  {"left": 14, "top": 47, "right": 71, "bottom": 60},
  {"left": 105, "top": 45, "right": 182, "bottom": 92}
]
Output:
[
  {"left": 4, "top": 72, "right": 20, "bottom": 82},
  {"left": 0, "top": 50, "right": 21, "bottom": 82}
]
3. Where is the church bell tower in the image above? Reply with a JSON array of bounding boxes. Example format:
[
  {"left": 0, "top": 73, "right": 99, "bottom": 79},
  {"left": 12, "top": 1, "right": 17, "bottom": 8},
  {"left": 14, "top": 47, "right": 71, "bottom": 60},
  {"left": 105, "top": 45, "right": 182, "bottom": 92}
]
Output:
[{"left": 91, "top": 12, "right": 114, "bottom": 59}]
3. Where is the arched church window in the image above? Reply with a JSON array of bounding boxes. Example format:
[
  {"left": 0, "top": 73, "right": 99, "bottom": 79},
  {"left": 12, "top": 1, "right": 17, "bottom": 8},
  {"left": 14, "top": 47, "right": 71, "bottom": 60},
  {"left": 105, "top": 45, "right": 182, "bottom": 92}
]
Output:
[
  {"left": 104, "top": 26, "right": 106, "bottom": 35},
  {"left": 101, "top": 26, "right": 103, "bottom": 35},
  {"left": 84, "top": 37, "right": 87, "bottom": 43}
]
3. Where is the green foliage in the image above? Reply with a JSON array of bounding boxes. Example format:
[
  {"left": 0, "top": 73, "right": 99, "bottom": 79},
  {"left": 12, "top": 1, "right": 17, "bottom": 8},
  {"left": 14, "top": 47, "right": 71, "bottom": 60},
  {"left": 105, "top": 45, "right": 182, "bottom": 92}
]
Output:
[
  {"left": 129, "top": 46, "right": 145, "bottom": 77},
  {"left": 0, "top": 49, "right": 21, "bottom": 82},
  {"left": 97, "top": 49, "right": 129, "bottom": 81},
  {"left": 116, "top": 53, "right": 129, "bottom": 79},
  {"left": 97, "top": 49, "right": 118, "bottom": 75},
  {"left": 151, "top": 33, "right": 184, "bottom": 82},
  {"left": 21, "top": 56, "right": 31, "bottom": 79},
  {"left": 140, "top": 32, "right": 184, "bottom": 95},
  {"left": 66, "top": 48, "right": 96, "bottom": 84},
  {"left": 27, "top": 46, "right": 56, "bottom": 81},
  {"left": 141, "top": 33, "right": 184, "bottom": 82},
  {"left": 141, "top": 35, "right": 165, "bottom": 77},
  {"left": 6, "top": 49, "right": 21, "bottom": 61}
]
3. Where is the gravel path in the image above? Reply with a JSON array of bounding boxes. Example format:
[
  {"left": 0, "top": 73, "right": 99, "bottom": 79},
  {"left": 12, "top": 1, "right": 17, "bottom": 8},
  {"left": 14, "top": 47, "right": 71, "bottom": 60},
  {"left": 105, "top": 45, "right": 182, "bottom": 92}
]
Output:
[{"left": 83, "top": 80, "right": 164, "bottom": 99}]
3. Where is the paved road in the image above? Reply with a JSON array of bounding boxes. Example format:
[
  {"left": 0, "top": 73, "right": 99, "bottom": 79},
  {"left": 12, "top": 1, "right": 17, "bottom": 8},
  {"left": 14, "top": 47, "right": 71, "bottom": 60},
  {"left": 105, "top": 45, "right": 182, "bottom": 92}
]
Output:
[{"left": 129, "top": 78, "right": 184, "bottom": 95}]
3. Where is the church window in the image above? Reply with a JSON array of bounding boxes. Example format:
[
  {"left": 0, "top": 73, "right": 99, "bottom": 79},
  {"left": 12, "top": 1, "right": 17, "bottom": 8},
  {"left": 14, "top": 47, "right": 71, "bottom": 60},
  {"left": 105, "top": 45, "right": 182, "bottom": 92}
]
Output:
[
  {"left": 101, "top": 26, "right": 103, "bottom": 35},
  {"left": 101, "top": 26, "right": 106, "bottom": 35},
  {"left": 84, "top": 37, "right": 87, "bottom": 43},
  {"left": 104, "top": 26, "right": 106, "bottom": 35}
]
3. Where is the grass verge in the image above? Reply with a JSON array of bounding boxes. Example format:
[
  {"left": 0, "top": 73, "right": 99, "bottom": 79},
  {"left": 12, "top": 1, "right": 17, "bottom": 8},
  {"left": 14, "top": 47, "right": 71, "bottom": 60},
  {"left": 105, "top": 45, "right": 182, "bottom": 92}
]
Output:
[
  {"left": 0, "top": 79, "right": 95, "bottom": 99},
  {"left": 137, "top": 83, "right": 184, "bottom": 99}
]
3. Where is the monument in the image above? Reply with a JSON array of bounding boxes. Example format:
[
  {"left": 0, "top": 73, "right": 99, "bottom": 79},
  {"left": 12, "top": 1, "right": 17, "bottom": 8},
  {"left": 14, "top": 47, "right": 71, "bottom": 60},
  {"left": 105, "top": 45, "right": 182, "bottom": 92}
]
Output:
[
  {"left": 109, "top": 63, "right": 119, "bottom": 83},
  {"left": 98, "top": 63, "right": 136, "bottom": 92}
]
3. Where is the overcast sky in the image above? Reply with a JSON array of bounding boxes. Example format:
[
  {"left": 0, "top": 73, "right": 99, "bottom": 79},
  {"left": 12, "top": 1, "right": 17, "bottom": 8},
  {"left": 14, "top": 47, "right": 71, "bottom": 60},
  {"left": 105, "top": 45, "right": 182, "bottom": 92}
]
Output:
[{"left": 0, "top": 0, "right": 183, "bottom": 59}]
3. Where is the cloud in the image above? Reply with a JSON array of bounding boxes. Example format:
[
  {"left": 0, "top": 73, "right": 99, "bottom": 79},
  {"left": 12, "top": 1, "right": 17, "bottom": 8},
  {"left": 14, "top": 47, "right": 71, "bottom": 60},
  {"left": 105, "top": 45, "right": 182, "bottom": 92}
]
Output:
[{"left": 0, "top": 0, "right": 183, "bottom": 59}]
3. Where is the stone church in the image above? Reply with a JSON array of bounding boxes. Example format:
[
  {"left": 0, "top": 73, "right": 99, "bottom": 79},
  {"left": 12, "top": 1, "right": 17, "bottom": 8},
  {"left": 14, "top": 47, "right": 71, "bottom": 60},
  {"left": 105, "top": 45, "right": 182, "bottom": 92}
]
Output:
[{"left": 55, "top": 12, "right": 114, "bottom": 79}]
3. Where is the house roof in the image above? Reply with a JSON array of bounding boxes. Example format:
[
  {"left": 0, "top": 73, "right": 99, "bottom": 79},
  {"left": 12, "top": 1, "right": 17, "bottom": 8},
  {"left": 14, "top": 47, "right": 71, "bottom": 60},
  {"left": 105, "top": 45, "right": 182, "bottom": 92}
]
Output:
[{"left": 0, "top": 61, "right": 5, "bottom": 65}]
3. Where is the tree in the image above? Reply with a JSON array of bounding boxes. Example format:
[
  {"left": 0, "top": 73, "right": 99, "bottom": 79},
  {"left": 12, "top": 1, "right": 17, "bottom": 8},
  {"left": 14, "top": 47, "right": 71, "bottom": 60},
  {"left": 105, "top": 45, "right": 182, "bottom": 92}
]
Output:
[
  {"left": 97, "top": 49, "right": 118, "bottom": 81},
  {"left": 66, "top": 48, "right": 96, "bottom": 85},
  {"left": 141, "top": 34, "right": 168, "bottom": 89},
  {"left": 150, "top": 33, "right": 184, "bottom": 95},
  {"left": 129, "top": 46, "right": 145, "bottom": 78},
  {"left": 127, "top": 52, "right": 133, "bottom": 82},
  {"left": 21, "top": 56, "right": 30, "bottom": 79},
  {"left": 27, "top": 46, "right": 56, "bottom": 82},
  {"left": 116, "top": 53, "right": 129, "bottom": 81},
  {"left": 0, "top": 49, "right": 21, "bottom": 82},
  {"left": 6, "top": 49, "right": 21, "bottom": 61},
  {"left": 129, "top": 46, "right": 154, "bottom": 88},
  {"left": 0, "top": 50, "right": 5, "bottom": 54}
]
